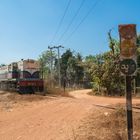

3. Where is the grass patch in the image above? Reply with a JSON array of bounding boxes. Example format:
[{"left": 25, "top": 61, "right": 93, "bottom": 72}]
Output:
[
  {"left": 46, "top": 87, "right": 73, "bottom": 98},
  {"left": 75, "top": 106, "right": 140, "bottom": 140}
]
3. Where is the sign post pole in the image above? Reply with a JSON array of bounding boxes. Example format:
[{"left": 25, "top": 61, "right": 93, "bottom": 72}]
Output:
[
  {"left": 126, "top": 76, "right": 133, "bottom": 140},
  {"left": 119, "top": 24, "right": 137, "bottom": 140}
]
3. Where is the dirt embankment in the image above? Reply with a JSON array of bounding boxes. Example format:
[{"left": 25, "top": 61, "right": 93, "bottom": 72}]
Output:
[
  {"left": 75, "top": 107, "right": 140, "bottom": 140},
  {"left": 0, "top": 90, "right": 140, "bottom": 140}
]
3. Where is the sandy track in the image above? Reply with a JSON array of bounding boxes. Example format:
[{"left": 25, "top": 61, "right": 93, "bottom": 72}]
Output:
[{"left": 0, "top": 89, "right": 139, "bottom": 140}]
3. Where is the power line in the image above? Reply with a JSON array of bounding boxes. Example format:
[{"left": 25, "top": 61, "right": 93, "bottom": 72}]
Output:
[
  {"left": 63, "top": 0, "right": 102, "bottom": 43},
  {"left": 57, "top": 0, "right": 86, "bottom": 43},
  {"left": 50, "top": 0, "right": 72, "bottom": 45}
]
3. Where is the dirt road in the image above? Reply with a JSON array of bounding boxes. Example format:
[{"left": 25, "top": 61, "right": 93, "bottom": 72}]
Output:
[{"left": 0, "top": 90, "right": 139, "bottom": 140}]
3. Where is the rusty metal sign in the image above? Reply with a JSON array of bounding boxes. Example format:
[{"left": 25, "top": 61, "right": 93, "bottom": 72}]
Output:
[
  {"left": 120, "top": 39, "right": 136, "bottom": 58},
  {"left": 119, "top": 24, "right": 137, "bottom": 59},
  {"left": 119, "top": 24, "right": 136, "bottom": 39}
]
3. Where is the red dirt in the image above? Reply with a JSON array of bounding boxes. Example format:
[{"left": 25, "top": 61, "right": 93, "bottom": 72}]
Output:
[{"left": 0, "top": 89, "right": 139, "bottom": 140}]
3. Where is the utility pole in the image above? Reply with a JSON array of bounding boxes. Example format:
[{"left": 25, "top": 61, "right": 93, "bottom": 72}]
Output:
[
  {"left": 48, "top": 46, "right": 54, "bottom": 88},
  {"left": 53, "top": 45, "right": 64, "bottom": 87}
]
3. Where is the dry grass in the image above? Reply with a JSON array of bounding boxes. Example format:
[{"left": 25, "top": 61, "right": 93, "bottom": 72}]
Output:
[
  {"left": 0, "top": 87, "right": 72, "bottom": 103},
  {"left": 0, "top": 88, "right": 73, "bottom": 111},
  {"left": 75, "top": 106, "right": 140, "bottom": 140},
  {"left": 46, "top": 87, "right": 73, "bottom": 98},
  {"left": 0, "top": 92, "right": 45, "bottom": 102},
  {"left": 0, "top": 91, "right": 47, "bottom": 112}
]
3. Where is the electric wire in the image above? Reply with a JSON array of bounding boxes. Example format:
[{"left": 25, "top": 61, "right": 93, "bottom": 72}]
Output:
[
  {"left": 57, "top": 0, "right": 86, "bottom": 43},
  {"left": 50, "top": 0, "right": 72, "bottom": 45},
  {"left": 63, "top": 0, "right": 102, "bottom": 43}
]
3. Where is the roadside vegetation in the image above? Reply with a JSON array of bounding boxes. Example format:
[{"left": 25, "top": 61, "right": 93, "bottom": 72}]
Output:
[
  {"left": 75, "top": 105, "right": 140, "bottom": 140},
  {"left": 38, "top": 32, "right": 140, "bottom": 96}
]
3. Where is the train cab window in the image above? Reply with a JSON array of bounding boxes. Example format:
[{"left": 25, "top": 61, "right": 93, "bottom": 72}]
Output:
[{"left": 12, "top": 63, "right": 18, "bottom": 71}]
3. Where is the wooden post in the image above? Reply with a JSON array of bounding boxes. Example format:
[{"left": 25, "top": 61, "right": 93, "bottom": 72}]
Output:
[
  {"left": 126, "top": 76, "right": 133, "bottom": 140},
  {"left": 119, "top": 24, "right": 137, "bottom": 140}
]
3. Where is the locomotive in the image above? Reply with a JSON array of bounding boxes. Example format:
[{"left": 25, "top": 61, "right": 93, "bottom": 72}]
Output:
[{"left": 0, "top": 59, "right": 44, "bottom": 94}]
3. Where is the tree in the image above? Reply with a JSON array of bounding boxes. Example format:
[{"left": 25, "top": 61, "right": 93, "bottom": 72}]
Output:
[
  {"left": 59, "top": 49, "right": 84, "bottom": 88},
  {"left": 101, "top": 51, "right": 124, "bottom": 95},
  {"left": 74, "top": 53, "right": 84, "bottom": 85},
  {"left": 0, "top": 64, "right": 6, "bottom": 67},
  {"left": 60, "top": 49, "right": 73, "bottom": 77},
  {"left": 66, "top": 53, "right": 84, "bottom": 87},
  {"left": 38, "top": 50, "right": 56, "bottom": 79},
  {"left": 85, "top": 31, "right": 124, "bottom": 95},
  {"left": 87, "top": 54, "right": 105, "bottom": 92},
  {"left": 82, "top": 55, "right": 97, "bottom": 88},
  {"left": 108, "top": 30, "right": 120, "bottom": 54},
  {"left": 67, "top": 56, "right": 76, "bottom": 86}
]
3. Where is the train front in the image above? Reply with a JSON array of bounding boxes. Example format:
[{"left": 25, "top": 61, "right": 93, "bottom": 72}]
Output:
[{"left": 17, "top": 59, "right": 44, "bottom": 94}]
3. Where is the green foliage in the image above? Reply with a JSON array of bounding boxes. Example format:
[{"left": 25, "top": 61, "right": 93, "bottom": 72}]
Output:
[
  {"left": 38, "top": 32, "right": 140, "bottom": 95},
  {"left": 0, "top": 64, "right": 6, "bottom": 67},
  {"left": 83, "top": 55, "right": 96, "bottom": 83},
  {"left": 84, "top": 31, "right": 125, "bottom": 95},
  {"left": 60, "top": 49, "right": 84, "bottom": 87},
  {"left": 60, "top": 49, "right": 73, "bottom": 76},
  {"left": 108, "top": 30, "right": 120, "bottom": 54},
  {"left": 137, "top": 34, "right": 140, "bottom": 47},
  {"left": 101, "top": 52, "right": 124, "bottom": 95},
  {"left": 38, "top": 50, "right": 56, "bottom": 79}
]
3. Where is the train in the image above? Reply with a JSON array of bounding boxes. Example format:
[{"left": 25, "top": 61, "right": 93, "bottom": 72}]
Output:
[{"left": 0, "top": 59, "right": 44, "bottom": 94}]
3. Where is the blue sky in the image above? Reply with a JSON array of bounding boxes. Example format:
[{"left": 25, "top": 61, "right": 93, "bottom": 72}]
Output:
[{"left": 0, "top": 0, "right": 140, "bottom": 64}]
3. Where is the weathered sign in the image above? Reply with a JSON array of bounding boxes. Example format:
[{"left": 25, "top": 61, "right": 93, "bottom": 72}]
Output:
[
  {"left": 120, "top": 59, "right": 136, "bottom": 75},
  {"left": 119, "top": 24, "right": 137, "bottom": 59},
  {"left": 119, "top": 24, "right": 137, "bottom": 75}
]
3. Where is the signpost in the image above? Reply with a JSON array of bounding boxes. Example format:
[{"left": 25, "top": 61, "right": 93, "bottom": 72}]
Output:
[
  {"left": 120, "top": 59, "right": 136, "bottom": 75},
  {"left": 119, "top": 24, "right": 137, "bottom": 140}
]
